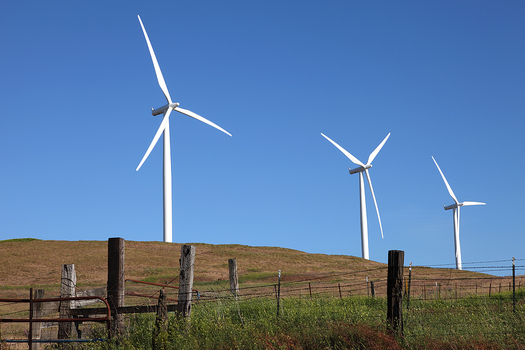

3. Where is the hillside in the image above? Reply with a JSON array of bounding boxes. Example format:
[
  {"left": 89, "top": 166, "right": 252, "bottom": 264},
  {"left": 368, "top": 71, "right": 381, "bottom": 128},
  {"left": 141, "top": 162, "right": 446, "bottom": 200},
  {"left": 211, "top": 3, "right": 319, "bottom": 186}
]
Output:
[{"left": 0, "top": 238, "right": 499, "bottom": 298}]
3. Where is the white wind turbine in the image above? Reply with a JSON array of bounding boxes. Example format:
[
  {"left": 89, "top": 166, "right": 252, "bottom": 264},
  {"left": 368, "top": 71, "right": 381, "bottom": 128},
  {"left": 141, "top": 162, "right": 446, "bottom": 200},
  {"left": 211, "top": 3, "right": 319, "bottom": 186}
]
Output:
[
  {"left": 321, "top": 133, "right": 390, "bottom": 260},
  {"left": 432, "top": 156, "right": 485, "bottom": 270},
  {"left": 136, "top": 15, "right": 232, "bottom": 243}
]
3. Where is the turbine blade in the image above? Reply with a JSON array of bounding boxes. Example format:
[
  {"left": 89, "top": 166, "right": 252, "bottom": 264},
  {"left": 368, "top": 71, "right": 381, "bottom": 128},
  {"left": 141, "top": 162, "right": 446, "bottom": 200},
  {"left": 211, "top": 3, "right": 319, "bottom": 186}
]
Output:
[
  {"left": 364, "top": 169, "right": 384, "bottom": 239},
  {"left": 432, "top": 156, "right": 458, "bottom": 204},
  {"left": 320, "top": 133, "right": 365, "bottom": 167},
  {"left": 462, "top": 201, "right": 486, "bottom": 206},
  {"left": 137, "top": 15, "right": 172, "bottom": 104},
  {"left": 136, "top": 108, "right": 172, "bottom": 171},
  {"left": 367, "top": 133, "right": 391, "bottom": 165},
  {"left": 174, "top": 106, "right": 232, "bottom": 136}
]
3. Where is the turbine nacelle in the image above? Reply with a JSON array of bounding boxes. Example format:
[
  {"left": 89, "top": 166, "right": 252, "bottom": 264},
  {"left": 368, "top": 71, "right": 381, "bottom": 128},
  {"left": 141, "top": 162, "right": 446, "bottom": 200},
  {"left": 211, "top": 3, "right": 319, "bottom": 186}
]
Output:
[
  {"left": 444, "top": 203, "right": 459, "bottom": 210},
  {"left": 151, "top": 103, "right": 180, "bottom": 116},
  {"left": 349, "top": 164, "right": 372, "bottom": 174}
]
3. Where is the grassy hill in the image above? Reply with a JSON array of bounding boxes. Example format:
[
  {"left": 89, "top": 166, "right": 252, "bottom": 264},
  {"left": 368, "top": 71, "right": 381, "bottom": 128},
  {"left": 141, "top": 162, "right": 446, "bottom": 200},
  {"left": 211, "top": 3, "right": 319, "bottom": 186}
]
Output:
[{"left": 0, "top": 238, "right": 502, "bottom": 299}]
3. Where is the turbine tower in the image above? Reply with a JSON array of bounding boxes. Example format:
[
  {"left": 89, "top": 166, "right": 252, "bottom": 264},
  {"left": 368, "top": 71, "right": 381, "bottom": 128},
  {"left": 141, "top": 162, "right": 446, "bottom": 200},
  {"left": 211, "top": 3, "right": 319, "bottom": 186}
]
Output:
[
  {"left": 432, "top": 156, "right": 485, "bottom": 270},
  {"left": 136, "top": 15, "right": 232, "bottom": 243},
  {"left": 321, "top": 133, "right": 390, "bottom": 260}
]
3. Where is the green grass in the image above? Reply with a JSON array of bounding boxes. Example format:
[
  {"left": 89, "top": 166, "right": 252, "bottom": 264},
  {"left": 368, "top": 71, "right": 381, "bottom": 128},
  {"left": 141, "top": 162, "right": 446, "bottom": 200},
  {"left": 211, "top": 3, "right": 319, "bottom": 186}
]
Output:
[
  {"left": 0, "top": 238, "right": 40, "bottom": 243},
  {"left": 78, "top": 292, "right": 525, "bottom": 350}
]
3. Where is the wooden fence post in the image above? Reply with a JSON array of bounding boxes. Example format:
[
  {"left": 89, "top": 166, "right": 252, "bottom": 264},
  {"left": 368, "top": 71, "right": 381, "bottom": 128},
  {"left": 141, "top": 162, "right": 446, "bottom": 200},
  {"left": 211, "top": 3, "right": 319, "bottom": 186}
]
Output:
[
  {"left": 107, "top": 237, "right": 125, "bottom": 335},
  {"left": 178, "top": 245, "right": 195, "bottom": 318},
  {"left": 406, "top": 262, "right": 412, "bottom": 309},
  {"left": 31, "top": 289, "right": 45, "bottom": 350},
  {"left": 228, "top": 258, "right": 239, "bottom": 299},
  {"left": 370, "top": 281, "right": 376, "bottom": 298},
  {"left": 153, "top": 289, "right": 168, "bottom": 350},
  {"left": 58, "top": 264, "right": 77, "bottom": 340},
  {"left": 387, "top": 250, "right": 404, "bottom": 336},
  {"left": 276, "top": 270, "right": 281, "bottom": 317},
  {"left": 513, "top": 257, "right": 516, "bottom": 314}
]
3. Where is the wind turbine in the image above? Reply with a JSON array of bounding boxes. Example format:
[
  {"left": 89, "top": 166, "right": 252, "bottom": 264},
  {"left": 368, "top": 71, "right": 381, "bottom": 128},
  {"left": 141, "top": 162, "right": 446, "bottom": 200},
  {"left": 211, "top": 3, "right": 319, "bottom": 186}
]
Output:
[
  {"left": 136, "top": 15, "right": 232, "bottom": 243},
  {"left": 321, "top": 132, "right": 390, "bottom": 260},
  {"left": 432, "top": 156, "right": 485, "bottom": 270}
]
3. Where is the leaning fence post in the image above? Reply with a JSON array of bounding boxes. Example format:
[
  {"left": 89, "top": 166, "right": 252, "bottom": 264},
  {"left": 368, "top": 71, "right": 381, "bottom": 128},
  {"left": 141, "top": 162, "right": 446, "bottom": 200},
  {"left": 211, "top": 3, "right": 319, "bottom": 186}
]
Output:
[
  {"left": 387, "top": 250, "right": 404, "bottom": 336},
  {"left": 58, "top": 264, "right": 77, "bottom": 340},
  {"left": 107, "top": 237, "right": 125, "bottom": 335},
  {"left": 228, "top": 258, "right": 239, "bottom": 300},
  {"left": 153, "top": 289, "right": 168, "bottom": 350},
  {"left": 178, "top": 245, "right": 196, "bottom": 318}
]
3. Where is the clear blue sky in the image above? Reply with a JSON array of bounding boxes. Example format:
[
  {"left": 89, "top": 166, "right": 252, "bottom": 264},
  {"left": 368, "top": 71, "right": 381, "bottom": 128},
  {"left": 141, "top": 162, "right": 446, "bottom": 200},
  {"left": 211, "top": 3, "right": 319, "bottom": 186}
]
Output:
[{"left": 1, "top": 1, "right": 524, "bottom": 274}]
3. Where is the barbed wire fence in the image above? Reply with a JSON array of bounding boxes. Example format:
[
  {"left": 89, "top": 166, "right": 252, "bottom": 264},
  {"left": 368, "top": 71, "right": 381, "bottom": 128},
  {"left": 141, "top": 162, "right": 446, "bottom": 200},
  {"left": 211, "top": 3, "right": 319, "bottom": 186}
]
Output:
[{"left": 1, "top": 258, "right": 524, "bottom": 342}]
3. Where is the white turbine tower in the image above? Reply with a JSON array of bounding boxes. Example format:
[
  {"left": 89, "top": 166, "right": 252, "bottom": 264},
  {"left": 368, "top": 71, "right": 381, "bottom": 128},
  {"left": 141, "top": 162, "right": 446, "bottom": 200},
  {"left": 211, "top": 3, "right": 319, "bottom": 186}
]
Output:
[
  {"left": 432, "top": 156, "right": 485, "bottom": 270},
  {"left": 321, "top": 133, "right": 390, "bottom": 260},
  {"left": 136, "top": 15, "right": 232, "bottom": 243}
]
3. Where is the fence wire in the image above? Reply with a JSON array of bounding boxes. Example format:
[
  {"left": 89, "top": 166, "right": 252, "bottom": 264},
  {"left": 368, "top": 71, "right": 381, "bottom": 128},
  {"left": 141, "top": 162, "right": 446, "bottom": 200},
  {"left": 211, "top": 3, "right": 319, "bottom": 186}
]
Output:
[{"left": 2, "top": 258, "right": 525, "bottom": 342}]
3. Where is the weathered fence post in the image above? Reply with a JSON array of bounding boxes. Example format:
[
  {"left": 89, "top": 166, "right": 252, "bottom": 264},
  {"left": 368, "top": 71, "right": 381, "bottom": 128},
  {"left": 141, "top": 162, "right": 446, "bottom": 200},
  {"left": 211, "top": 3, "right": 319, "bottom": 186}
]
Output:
[
  {"left": 228, "top": 258, "right": 239, "bottom": 299},
  {"left": 387, "top": 250, "right": 404, "bottom": 336},
  {"left": 153, "top": 289, "right": 168, "bottom": 350},
  {"left": 370, "top": 281, "right": 376, "bottom": 298},
  {"left": 107, "top": 237, "right": 125, "bottom": 335},
  {"left": 58, "top": 264, "right": 77, "bottom": 340},
  {"left": 338, "top": 283, "right": 342, "bottom": 299},
  {"left": 178, "top": 245, "right": 195, "bottom": 318},
  {"left": 29, "top": 288, "right": 34, "bottom": 349},
  {"left": 31, "top": 289, "right": 45, "bottom": 350}
]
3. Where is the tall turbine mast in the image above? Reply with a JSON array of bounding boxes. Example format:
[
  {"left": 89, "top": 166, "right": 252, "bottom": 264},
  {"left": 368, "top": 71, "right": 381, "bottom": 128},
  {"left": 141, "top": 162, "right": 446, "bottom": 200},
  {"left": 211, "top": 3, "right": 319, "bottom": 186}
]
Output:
[
  {"left": 321, "top": 133, "right": 390, "bottom": 259},
  {"left": 136, "top": 15, "right": 232, "bottom": 243}
]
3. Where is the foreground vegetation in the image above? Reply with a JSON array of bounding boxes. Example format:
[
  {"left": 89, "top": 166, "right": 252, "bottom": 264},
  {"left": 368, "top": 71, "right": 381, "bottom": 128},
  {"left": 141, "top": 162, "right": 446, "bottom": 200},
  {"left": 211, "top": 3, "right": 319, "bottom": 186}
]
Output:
[
  {"left": 79, "top": 292, "right": 525, "bottom": 350},
  {"left": 1, "top": 240, "right": 522, "bottom": 348}
]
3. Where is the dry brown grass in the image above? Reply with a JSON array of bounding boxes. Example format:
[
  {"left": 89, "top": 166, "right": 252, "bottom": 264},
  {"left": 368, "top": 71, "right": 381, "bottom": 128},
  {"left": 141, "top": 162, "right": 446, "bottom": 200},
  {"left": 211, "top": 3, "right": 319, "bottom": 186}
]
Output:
[{"left": 0, "top": 238, "right": 507, "bottom": 299}]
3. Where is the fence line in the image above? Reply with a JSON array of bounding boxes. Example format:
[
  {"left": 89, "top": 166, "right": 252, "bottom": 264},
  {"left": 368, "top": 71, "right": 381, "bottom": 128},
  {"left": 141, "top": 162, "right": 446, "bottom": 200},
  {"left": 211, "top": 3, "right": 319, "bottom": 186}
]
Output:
[{"left": 1, "top": 257, "right": 524, "bottom": 344}]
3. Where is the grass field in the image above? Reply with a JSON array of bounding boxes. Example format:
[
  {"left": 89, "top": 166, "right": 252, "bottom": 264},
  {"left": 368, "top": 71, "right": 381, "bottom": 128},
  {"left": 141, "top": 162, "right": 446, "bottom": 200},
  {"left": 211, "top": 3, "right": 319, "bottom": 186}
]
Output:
[{"left": 69, "top": 292, "right": 524, "bottom": 349}]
